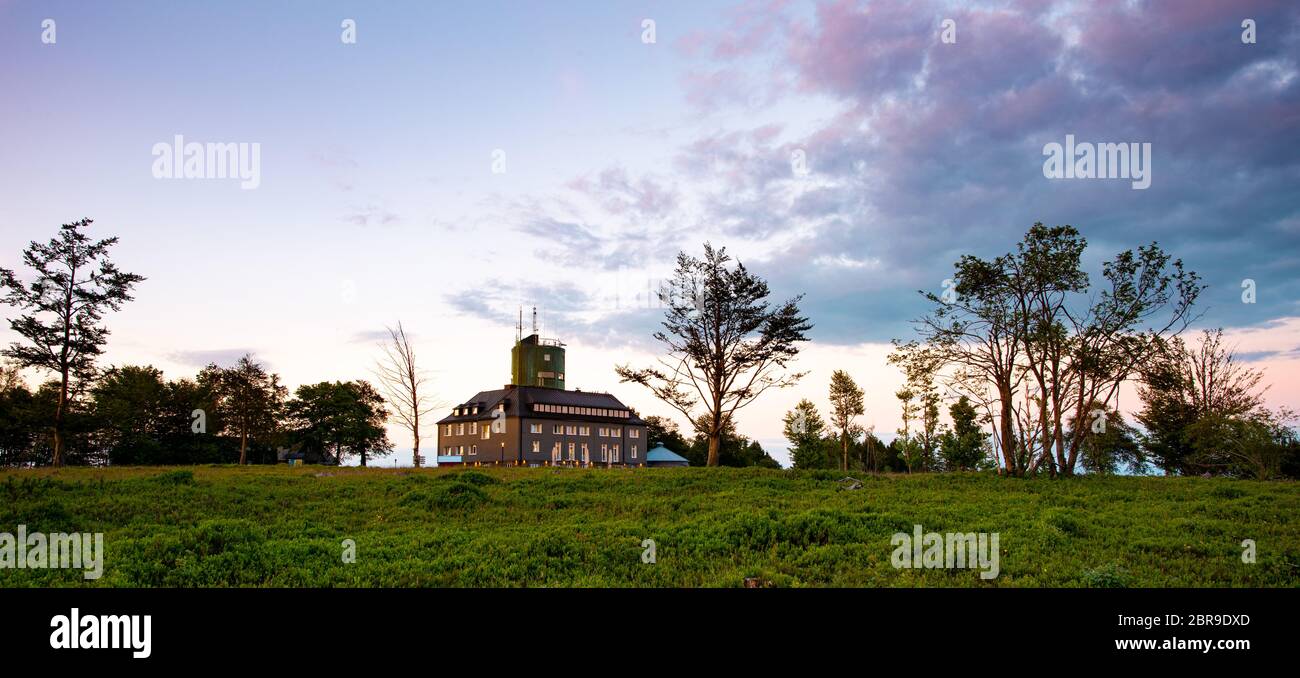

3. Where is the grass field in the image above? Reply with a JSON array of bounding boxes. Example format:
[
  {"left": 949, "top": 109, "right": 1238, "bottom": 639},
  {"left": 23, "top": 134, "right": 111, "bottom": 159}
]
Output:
[{"left": 1, "top": 465, "right": 1296, "bottom": 587}]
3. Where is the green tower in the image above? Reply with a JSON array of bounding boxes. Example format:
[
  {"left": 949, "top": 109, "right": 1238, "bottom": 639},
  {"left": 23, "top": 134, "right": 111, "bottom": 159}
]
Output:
[{"left": 511, "top": 334, "right": 566, "bottom": 389}]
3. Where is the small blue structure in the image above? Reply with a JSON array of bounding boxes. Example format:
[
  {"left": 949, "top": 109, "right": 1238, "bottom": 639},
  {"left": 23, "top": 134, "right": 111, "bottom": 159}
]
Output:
[{"left": 645, "top": 444, "right": 689, "bottom": 468}]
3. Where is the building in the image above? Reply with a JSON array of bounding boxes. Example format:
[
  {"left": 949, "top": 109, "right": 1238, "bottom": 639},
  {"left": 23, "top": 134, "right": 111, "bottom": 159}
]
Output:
[
  {"left": 645, "top": 443, "right": 689, "bottom": 467},
  {"left": 436, "top": 330, "right": 648, "bottom": 467}
]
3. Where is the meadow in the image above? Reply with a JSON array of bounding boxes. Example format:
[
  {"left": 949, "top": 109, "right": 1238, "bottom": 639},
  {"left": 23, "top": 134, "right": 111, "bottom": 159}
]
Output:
[{"left": 1, "top": 465, "right": 1296, "bottom": 587}]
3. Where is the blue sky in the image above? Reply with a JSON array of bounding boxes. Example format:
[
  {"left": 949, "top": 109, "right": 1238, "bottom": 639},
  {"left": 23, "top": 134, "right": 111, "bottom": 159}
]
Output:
[{"left": 1, "top": 0, "right": 1298, "bottom": 466}]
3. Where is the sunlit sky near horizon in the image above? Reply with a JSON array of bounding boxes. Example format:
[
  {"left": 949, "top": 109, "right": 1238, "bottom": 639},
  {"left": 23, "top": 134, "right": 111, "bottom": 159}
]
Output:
[{"left": 2, "top": 0, "right": 1298, "bottom": 467}]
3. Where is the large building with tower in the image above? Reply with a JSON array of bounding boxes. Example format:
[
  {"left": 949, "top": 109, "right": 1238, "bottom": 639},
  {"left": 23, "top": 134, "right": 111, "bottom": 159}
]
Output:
[{"left": 436, "top": 328, "right": 648, "bottom": 467}]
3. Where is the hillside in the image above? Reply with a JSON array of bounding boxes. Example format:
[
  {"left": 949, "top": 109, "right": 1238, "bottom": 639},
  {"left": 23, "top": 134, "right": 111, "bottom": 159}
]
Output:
[{"left": 1, "top": 466, "right": 1296, "bottom": 587}]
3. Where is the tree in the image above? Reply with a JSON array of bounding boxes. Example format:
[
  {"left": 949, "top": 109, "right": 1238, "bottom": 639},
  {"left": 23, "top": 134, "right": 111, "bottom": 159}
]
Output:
[
  {"left": 1069, "top": 405, "right": 1143, "bottom": 475},
  {"left": 617, "top": 243, "right": 812, "bottom": 466},
  {"left": 685, "top": 413, "right": 780, "bottom": 467},
  {"left": 904, "top": 224, "right": 1200, "bottom": 477},
  {"left": 940, "top": 396, "right": 990, "bottom": 471},
  {"left": 1137, "top": 329, "right": 1267, "bottom": 474},
  {"left": 0, "top": 364, "right": 38, "bottom": 466},
  {"left": 643, "top": 415, "right": 690, "bottom": 456},
  {"left": 1184, "top": 410, "right": 1295, "bottom": 480},
  {"left": 287, "top": 380, "right": 392, "bottom": 466},
  {"left": 90, "top": 365, "right": 167, "bottom": 464},
  {"left": 782, "top": 398, "right": 829, "bottom": 469},
  {"left": 373, "top": 322, "right": 440, "bottom": 467},
  {"left": 0, "top": 219, "right": 145, "bottom": 466},
  {"left": 200, "top": 355, "right": 286, "bottom": 465},
  {"left": 827, "top": 371, "right": 864, "bottom": 471}
]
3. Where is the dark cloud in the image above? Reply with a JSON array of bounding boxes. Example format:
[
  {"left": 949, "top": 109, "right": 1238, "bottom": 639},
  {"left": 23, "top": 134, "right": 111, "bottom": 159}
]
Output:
[{"left": 455, "top": 0, "right": 1300, "bottom": 346}]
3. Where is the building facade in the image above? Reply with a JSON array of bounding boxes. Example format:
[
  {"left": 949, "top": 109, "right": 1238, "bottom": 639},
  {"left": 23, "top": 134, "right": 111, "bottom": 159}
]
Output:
[{"left": 436, "top": 333, "right": 647, "bottom": 467}]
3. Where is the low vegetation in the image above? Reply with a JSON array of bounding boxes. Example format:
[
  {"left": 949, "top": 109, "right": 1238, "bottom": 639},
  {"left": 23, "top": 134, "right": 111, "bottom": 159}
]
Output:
[{"left": 1, "top": 466, "right": 1295, "bottom": 587}]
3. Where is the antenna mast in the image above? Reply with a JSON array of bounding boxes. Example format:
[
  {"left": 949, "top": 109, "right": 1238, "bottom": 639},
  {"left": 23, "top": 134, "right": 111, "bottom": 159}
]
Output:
[{"left": 532, "top": 306, "right": 538, "bottom": 335}]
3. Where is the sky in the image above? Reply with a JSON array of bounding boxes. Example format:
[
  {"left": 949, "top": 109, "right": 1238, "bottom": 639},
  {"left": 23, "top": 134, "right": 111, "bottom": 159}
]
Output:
[{"left": 1, "top": 0, "right": 1297, "bottom": 467}]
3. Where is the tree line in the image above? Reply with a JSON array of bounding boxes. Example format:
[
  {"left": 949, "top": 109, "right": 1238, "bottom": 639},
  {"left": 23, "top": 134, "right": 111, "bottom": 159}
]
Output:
[
  {"left": 4, "top": 220, "right": 1296, "bottom": 476},
  {"left": 620, "top": 229, "right": 1296, "bottom": 478},
  {"left": 0, "top": 220, "right": 436, "bottom": 468}
]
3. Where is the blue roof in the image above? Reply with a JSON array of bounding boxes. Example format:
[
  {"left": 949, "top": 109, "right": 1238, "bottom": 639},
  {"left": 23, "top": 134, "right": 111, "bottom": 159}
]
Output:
[{"left": 645, "top": 444, "right": 688, "bottom": 463}]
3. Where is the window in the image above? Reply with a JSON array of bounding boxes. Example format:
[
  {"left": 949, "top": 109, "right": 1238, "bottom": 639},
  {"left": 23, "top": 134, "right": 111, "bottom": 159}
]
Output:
[
  {"left": 458, "top": 445, "right": 465, "bottom": 455},
  {"left": 553, "top": 424, "right": 564, "bottom": 435},
  {"left": 600, "top": 444, "right": 608, "bottom": 461},
  {"left": 481, "top": 427, "right": 490, "bottom": 440},
  {"left": 544, "top": 354, "right": 551, "bottom": 362},
  {"left": 470, "top": 445, "right": 477, "bottom": 456},
  {"left": 469, "top": 422, "right": 478, "bottom": 435},
  {"left": 597, "top": 427, "right": 608, "bottom": 437},
  {"left": 444, "top": 425, "right": 451, "bottom": 436},
  {"left": 629, "top": 429, "right": 640, "bottom": 439},
  {"left": 631, "top": 444, "right": 638, "bottom": 459},
  {"left": 611, "top": 427, "right": 621, "bottom": 437},
  {"left": 565, "top": 425, "right": 576, "bottom": 435},
  {"left": 529, "top": 423, "right": 542, "bottom": 434},
  {"left": 578, "top": 426, "right": 590, "bottom": 436},
  {"left": 445, "top": 446, "right": 453, "bottom": 455},
  {"left": 567, "top": 442, "right": 576, "bottom": 460},
  {"left": 532, "top": 440, "right": 540, "bottom": 453},
  {"left": 456, "top": 423, "right": 465, "bottom": 436},
  {"left": 581, "top": 444, "right": 589, "bottom": 464},
  {"left": 551, "top": 442, "right": 561, "bottom": 463},
  {"left": 611, "top": 445, "right": 620, "bottom": 462}
]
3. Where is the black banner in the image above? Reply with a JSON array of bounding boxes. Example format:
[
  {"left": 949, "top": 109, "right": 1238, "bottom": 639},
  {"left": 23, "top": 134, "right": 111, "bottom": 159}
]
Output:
[{"left": 1, "top": 587, "right": 1289, "bottom": 667}]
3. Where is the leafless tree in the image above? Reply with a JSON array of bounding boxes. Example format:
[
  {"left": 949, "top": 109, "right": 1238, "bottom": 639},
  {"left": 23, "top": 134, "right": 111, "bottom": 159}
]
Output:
[{"left": 373, "top": 322, "right": 441, "bottom": 467}]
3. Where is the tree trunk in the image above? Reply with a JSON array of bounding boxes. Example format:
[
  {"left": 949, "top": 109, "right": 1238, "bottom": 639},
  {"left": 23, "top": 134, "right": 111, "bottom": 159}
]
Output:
[
  {"left": 841, "top": 431, "right": 848, "bottom": 471},
  {"left": 707, "top": 433, "right": 720, "bottom": 467},
  {"left": 238, "top": 432, "right": 248, "bottom": 465},
  {"left": 52, "top": 386, "right": 67, "bottom": 467},
  {"left": 998, "top": 384, "right": 1018, "bottom": 476}
]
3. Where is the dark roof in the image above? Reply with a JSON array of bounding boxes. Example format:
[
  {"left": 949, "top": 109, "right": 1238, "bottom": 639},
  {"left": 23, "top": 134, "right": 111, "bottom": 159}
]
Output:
[{"left": 436, "top": 385, "right": 647, "bottom": 425}]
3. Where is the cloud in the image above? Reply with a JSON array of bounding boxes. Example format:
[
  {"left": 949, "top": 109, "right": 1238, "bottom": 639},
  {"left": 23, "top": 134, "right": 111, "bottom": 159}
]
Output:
[
  {"left": 448, "top": 0, "right": 1300, "bottom": 347},
  {"left": 169, "top": 348, "right": 259, "bottom": 369},
  {"left": 344, "top": 204, "right": 399, "bottom": 227}
]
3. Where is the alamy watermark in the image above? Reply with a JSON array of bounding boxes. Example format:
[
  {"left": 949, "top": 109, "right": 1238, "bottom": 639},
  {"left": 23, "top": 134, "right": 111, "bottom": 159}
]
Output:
[
  {"left": 152, "top": 134, "right": 261, "bottom": 189},
  {"left": 891, "top": 524, "right": 1000, "bottom": 579},
  {"left": 1042, "top": 134, "right": 1151, "bottom": 190},
  {"left": 1, "top": 524, "right": 104, "bottom": 580}
]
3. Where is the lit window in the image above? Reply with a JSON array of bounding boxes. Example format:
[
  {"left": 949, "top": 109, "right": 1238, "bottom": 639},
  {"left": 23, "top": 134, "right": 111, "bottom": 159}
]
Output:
[
  {"left": 551, "top": 442, "right": 561, "bottom": 462},
  {"left": 481, "top": 427, "right": 490, "bottom": 440},
  {"left": 578, "top": 426, "right": 590, "bottom": 436},
  {"left": 567, "top": 443, "right": 575, "bottom": 460},
  {"left": 544, "top": 354, "right": 551, "bottom": 362},
  {"left": 581, "top": 444, "right": 589, "bottom": 463},
  {"left": 553, "top": 424, "right": 563, "bottom": 435},
  {"left": 611, "top": 427, "right": 621, "bottom": 437},
  {"left": 565, "top": 425, "right": 576, "bottom": 435},
  {"left": 530, "top": 423, "right": 542, "bottom": 434},
  {"left": 532, "top": 440, "right": 540, "bottom": 453}
]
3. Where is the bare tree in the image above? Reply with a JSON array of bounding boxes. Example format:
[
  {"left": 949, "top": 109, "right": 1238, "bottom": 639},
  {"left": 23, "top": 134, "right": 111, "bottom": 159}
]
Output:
[{"left": 373, "top": 322, "right": 441, "bottom": 467}]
